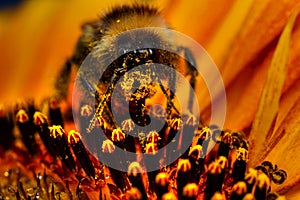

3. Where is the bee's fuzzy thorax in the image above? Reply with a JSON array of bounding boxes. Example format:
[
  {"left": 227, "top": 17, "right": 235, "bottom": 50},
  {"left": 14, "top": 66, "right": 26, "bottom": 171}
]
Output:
[{"left": 100, "top": 4, "right": 169, "bottom": 36}]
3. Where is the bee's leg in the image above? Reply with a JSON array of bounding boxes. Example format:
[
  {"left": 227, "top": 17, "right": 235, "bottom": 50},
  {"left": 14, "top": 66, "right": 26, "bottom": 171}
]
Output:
[
  {"left": 54, "top": 59, "right": 72, "bottom": 100},
  {"left": 167, "top": 65, "right": 176, "bottom": 117},
  {"left": 156, "top": 76, "right": 180, "bottom": 116},
  {"left": 178, "top": 46, "right": 198, "bottom": 113},
  {"left": 87, "top": 73, "right": 120, "bottom": 132},
  {"left": 54, "top": 52, "right": 92, "bottom": 101},
  {"left": 55, "top": 22, "right": 97, "bottom": 100}
]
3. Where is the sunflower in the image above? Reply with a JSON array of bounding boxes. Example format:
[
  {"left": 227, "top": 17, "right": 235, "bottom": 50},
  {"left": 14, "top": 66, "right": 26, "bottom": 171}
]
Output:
[{"left": 0, "top": 0, "right": 300, "bottom": 199}]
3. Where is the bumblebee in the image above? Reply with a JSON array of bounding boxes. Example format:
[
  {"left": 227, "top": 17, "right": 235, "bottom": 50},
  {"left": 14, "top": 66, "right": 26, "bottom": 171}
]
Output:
[{"left": 55, "top": 4, "right": 198, "bottom": 134}]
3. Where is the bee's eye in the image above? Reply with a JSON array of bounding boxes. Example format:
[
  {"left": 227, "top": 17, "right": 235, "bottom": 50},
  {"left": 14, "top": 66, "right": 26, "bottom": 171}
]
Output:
[{"left": 118, "top": 48, "right": 127, "bottom": 55}]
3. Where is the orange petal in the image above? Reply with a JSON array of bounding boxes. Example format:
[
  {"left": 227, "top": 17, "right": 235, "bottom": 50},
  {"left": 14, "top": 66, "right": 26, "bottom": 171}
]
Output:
[
  {"left": 285, "top": 183, "right": 300, "bottom": 199},
  {"left": 196, "top": 1, "right": 300, "bottom": 126},
  {"left": 221, "top": 1, "right": 300, "bottom": 88},
  {"left": 222, "top": 13, "right": 300, "bottom": 132},
  {"left": 165, "top": 0, "right": 235, "bottom": 46},
  {"left": 248, "top": 10, "right": 298, "bottom": 168},
  {"left": 263, "top": 95, "right": 300, "bottom": 195},
  {"left": 206, "top": 0, "right": 254, "bottom": 68}
]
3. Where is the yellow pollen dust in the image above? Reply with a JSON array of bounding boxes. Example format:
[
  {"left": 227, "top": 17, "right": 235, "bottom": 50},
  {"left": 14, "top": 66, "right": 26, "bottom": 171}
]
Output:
[
  {"left": 102, "top": 139, "right": 115, "bottom": 153},
  {"left": 155, "top": 172, "right": 168, "bottom": 186},
  {"left": 128, "top": 162, "right": 142, "bottom": 177},
  {"left": 211, "top": 192, "right": 225, "bottom": 200},
  {"left": 145, "top": 143, "right": 157, "bottom": 154},
  {"left": 188, "top": 145, "right": 202, "bottom": 160},
  {"left": 68, "top": 130, "right": 82, "bottom": 144},
  {"left": 33, "top": 111, "right": 47, "bottom": 125},
  {"left": 111, "top": 128, "right": 125, "bottom": 142},
  {"left": 49, "top": 125, "right": 64, "bottom": 138},
  {"left": 171, "top": 118, "right": 181, "bottom": 131},
  {"left": 16, "top": 109, "right": 29, "bottom": 123},
  {"left": 183, "top": 183, "right": 198, "bottom": 197},
  {"left": 199, "top": 126, "right": 211, "bottom": 138},
  {"left": 232, "top": 181, "right": 247, "bottom": 195},
  {"left": 177, "top": 159, "right": 191, "bottom": 172}
]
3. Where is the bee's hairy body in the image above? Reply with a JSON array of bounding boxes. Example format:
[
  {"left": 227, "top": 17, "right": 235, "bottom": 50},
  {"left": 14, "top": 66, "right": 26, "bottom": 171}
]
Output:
[{"left": 56, "top": 3, "right": 195, "bottom": 131}]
